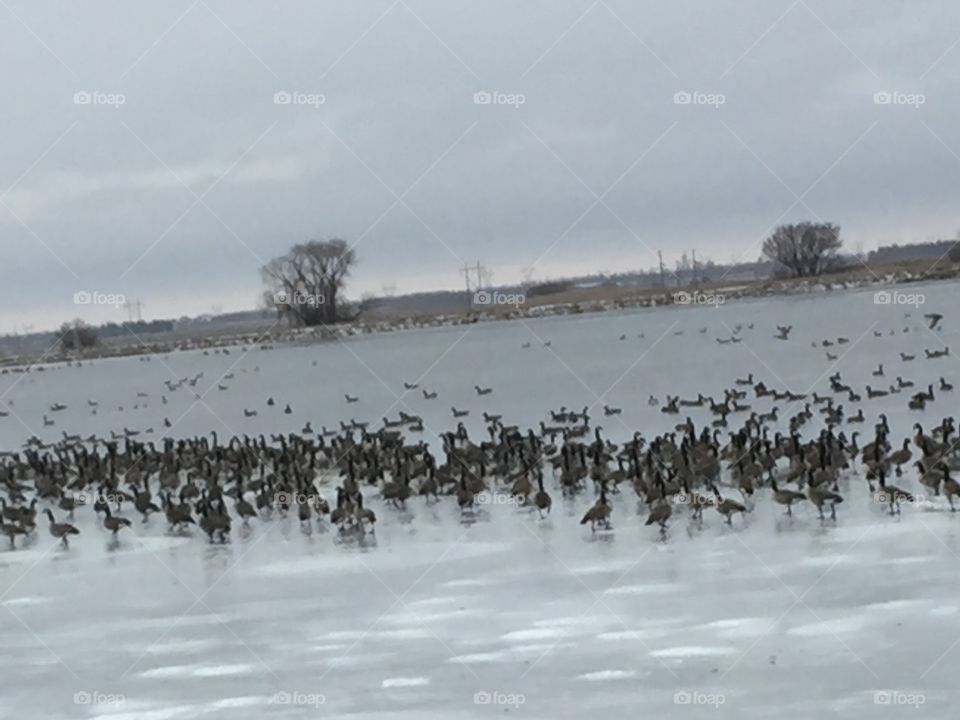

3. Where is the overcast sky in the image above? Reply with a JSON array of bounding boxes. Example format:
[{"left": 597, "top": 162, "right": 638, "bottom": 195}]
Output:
[{"left": 2, "top": 0, "right": 959, "bottom": 332}]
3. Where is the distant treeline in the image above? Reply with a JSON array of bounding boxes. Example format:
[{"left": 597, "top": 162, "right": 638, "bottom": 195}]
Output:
[{"left": 98, "top": 320, "right": 175, "bottom": 338}]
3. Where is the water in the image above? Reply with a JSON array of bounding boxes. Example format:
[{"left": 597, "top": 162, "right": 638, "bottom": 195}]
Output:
[{"left": 2, "top": 281, "right": 959, "bottom": 718}]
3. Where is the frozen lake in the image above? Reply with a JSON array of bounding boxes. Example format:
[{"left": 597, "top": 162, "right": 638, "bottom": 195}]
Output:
[{"left": 2, "top": 280, "right": 960, "bottom": 718}]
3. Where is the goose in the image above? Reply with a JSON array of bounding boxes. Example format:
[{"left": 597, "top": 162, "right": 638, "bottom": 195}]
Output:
[
  {"left": 875, "top": 468, "right": 913, "bottom": 515},
  {"left": 42, "top": 415, "right": 54, "bottom": 426},
  {"left": 896, "top": 377, "right": 914, "bottom": 389},
  {"left": 648, "top": 395, "right": 659, "bottom": 406},
  {"left": 925, "top": 347, "right": 949, "bottom": 359},
  {"left": 580, "top": 489, "right": 611, "bottom": 531},
  {"left": 770, "top": 479, "right": 806, "bottom": 516},
  {"left": 866, "top": 386, "right": 888, "bottom": 399},
  {"left": 533, "top": 471, "right": 551, "bottom": 518},
  {"left": 924, "top": 312, "right": 943, "bottom": 330},
  {"left": 901, "top": 352, "right": 915, "bottom": 361},
  {"left": 942, "top": 466, "right": 960, "bottom": 511},
  {"left": 403, "top": 382, "right": 419, "bottom": 390},
  {"left": 603, "top": 405, "right": 622, "bottom": 416},
  {"left": 847, "top": 408, "right": 865, "bottom": 424},
  {"left": 886, "top": 439, "right": 912, "bottom": 476},
  {"left": 872, "top": 364, "right": 884, "bottom": 377},
  {"left": 940, "top": 377, "right": 953, "bottom": 391},
  {"left": 913, "top": 461, "right": 943, "bottom": 497},
  {"left": 102, "top": 506, "right": 132, "bottom": 535},
  {"left": 645, "top": 496, "right": 672, "bottom": 532},
  {"left": 243, "top": 409, "right": 258, "bottom": 417},
  {"left": 43, "top": 509, "right": 79, "bottom": 547},
  {"left": 452, "top": 407, "right": 469, "bottom": 418},
  {"left": 284, "top": 404, "right": 293, "bottom": 414},
  {"left": 267, "top": 397, "right": 275, "bottom": 406},
  {"left": 735, "top": 373, "right": 753, "bottom": 386},
  {"left": 0, "top": 518, "right": 26, "bottom": 548},
  {"left": 805, "top": 476, "right": 843, "bottom": 521},
  {"left": 235, "top": 494, "right": 258, "bottom": 523},
  {"left": 455, "top": 474, "right": 476, "bottom": 511},
  {"left": 422, "top": 389, "right": 437, "bottom": 400},
  {"left": 775, "top": 325, "right": 792, "bottom": 340},
  {"left": 475, "top": 385, "right": 493, "bottom": 396},
  {"left": 345, "top": 394, "right": 359, "bottom": 403},
  {"left": 711, "top": 485, "right": 746, "bottom": 524}
]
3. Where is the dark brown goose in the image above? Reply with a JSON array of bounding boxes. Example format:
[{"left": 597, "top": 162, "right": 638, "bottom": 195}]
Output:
[{"left": 43, "top": 509, "right": 79, "bottom": 548}]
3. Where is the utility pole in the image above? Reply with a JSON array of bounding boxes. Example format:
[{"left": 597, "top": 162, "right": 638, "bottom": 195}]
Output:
[
  {"left": 124, "top": 299, "right": 144, "bottom": 322},
  {"left": 460, "top": 263, "right": 473, "bottom": 294},
  {"left": 691, "top": 248, "right": 698, "bottom": 287},
  {"left": 658, "top": 251, "right": 665, "bottom": 288},
  {"left": 460, "top": 261, "right": 490, "bottom": 294}
]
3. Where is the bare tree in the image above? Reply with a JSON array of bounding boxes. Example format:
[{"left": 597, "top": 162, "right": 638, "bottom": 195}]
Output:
[
  {"left": 262, "top": 239, "right": 356, "bottom": 326},
  {"left": 762, "top": 222, "right": 842, "bottom": 278},
  {"left": 59, "top": 319, "right": 98, "bottom": 351}
]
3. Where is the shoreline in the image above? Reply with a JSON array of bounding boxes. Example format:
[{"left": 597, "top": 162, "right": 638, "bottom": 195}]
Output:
[{"left": 2, "top": 259, "right": 957, "bottom": 371}]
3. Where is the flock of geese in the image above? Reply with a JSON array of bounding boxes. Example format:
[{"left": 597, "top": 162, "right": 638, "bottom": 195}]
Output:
[{"left": 1, "top": 309, "right": 958, "bottom": 550}]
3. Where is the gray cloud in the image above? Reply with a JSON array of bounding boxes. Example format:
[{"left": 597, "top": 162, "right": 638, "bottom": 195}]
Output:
[{"left": 2, "top": 0, "right": 959, "bottom": 332}]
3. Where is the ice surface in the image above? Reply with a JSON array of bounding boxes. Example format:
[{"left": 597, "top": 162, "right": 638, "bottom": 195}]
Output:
[{"left": 1, "top": 282, "right": 960, "bottom": 717}]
